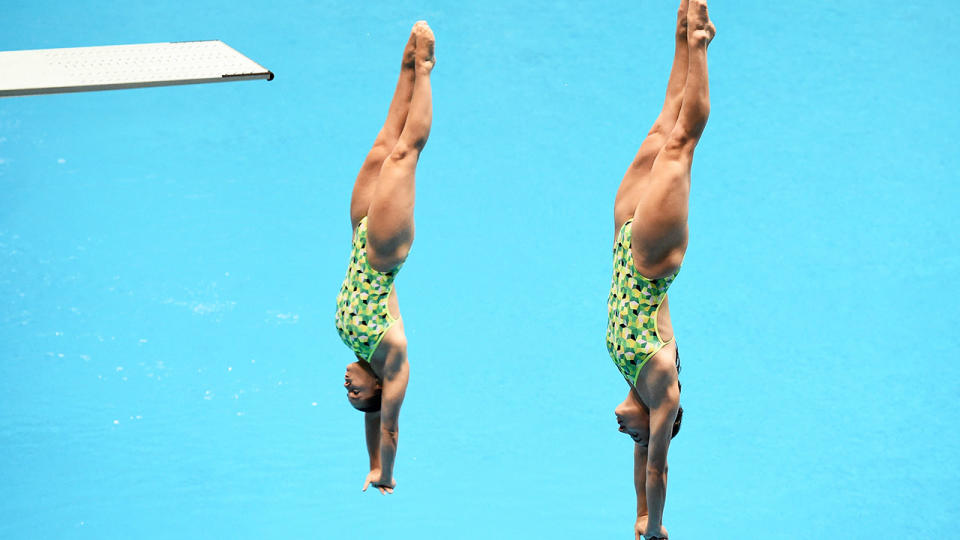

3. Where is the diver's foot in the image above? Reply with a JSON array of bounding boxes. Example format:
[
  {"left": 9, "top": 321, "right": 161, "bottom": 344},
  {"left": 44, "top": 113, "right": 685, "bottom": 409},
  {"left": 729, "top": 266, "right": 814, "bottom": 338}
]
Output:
[
  {"left": 412, "top": 20, "right": 436, "bottom": 74},
  {"left": 687, "top": 0, "right": 716, "bottom": 47},
  {"left": 676, "top": 0, "right": 689, "bottom": 42},
  {"left": 401, "top": 27, "right": 417, "bottom": 70}
]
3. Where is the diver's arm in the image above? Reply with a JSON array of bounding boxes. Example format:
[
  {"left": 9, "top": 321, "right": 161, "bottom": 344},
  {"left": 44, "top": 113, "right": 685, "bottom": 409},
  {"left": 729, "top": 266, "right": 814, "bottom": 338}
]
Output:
[
  {"left": 376, "top": 345, "right": 409, "bottom": 492},
  {"left": 634, "top": 442, "right": 650, "bottom": 538},
  {"left": 643, "top": 411, "right": 674, "bottom": 537},
  {"left": 639, "top": 362, "right": 680, "bottom": 538},
  {"left": 635, "top": 441, "right": 649, "bottom": 514},
  {"left": 361, "top": 412, "right": 390, "bottom": 493},
  {"left": 364, "top": 411, "right": 382, "bottom": 470}
]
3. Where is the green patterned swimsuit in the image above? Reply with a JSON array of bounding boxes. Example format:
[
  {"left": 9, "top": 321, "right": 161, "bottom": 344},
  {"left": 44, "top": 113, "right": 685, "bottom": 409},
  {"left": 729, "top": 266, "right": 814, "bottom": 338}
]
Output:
[
  {"left": 606, "top": 219, "right": 679, "bottom": 386},
  {"left": 335, "top": 217, "right": 402, "bottom": 362}
]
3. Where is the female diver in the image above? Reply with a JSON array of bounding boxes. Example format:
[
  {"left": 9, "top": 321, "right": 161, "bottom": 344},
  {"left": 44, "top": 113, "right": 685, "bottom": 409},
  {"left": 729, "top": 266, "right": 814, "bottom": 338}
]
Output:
[
  {"left": 606, "top": 2, "right": 715, "bottom": 538},
  {"left": 335, "top": 21, "right": 434, "bottom": 495}
]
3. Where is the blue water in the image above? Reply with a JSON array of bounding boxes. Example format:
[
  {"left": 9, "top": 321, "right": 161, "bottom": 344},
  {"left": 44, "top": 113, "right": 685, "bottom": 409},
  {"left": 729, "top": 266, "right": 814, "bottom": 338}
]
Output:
[{"left": 2, "top": 1, "right": 958, "bottom": 538}]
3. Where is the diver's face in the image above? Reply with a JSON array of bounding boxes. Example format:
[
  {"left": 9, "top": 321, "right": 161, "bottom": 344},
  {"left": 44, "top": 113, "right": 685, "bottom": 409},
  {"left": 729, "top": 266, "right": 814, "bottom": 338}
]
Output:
[
  {"left": 344, "top": 362, "right": 380, "bottom": 406},
  {"left": 614, "top": 391, "right": 651, "bottom": 447}
]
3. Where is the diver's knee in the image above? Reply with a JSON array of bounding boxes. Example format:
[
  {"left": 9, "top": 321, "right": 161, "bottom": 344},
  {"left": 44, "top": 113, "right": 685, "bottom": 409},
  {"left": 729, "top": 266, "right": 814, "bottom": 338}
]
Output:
[{"left": 387, "top": 140, "right": 423, "bottom": 164}]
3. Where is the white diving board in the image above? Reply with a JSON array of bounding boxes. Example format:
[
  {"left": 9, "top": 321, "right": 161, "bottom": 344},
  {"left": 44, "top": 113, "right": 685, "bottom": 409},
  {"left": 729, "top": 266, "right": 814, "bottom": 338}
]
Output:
[{"left": 0, "top": 40, "right": 273, "bottom": 97}]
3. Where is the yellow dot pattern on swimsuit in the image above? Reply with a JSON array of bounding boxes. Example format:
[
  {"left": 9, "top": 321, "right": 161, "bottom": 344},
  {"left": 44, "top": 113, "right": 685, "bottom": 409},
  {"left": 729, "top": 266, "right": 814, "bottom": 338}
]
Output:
[
  {"left": 606, "top": 219, "right": 679, "bottom": 385},
  {"left": 335, "top": 217, "right": 402, "bottom": 363}
]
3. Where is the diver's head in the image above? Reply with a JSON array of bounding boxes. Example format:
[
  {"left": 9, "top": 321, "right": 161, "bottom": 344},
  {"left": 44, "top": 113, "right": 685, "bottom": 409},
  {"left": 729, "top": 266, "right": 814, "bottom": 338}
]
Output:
[
  {"left": 614, "top": 387, "right": 683, "bottom": 446},
  {"left": 344, "top": 360, "right": 382, "bottom": 412}
]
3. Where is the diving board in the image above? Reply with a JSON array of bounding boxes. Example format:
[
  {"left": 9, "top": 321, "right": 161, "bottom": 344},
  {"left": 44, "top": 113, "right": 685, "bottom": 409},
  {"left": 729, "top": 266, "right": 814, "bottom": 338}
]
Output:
[{"left": 0, "top": 41, "right": 273, "bottom": 97}]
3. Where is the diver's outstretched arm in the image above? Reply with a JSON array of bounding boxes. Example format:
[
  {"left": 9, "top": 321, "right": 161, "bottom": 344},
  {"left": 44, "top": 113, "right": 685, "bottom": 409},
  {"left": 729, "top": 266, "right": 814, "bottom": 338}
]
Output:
[
  {"left": 373, "top": 342, "right": 409, "bottom": 492},
  {"left": 636, "top": 359, "right": 680, "bottom": 539},
  {"left": 361, "top": 412, "right": 388, "bottom": 494},
  {"left": 634, "top": 443, "right": 651, "bottom": 538}
]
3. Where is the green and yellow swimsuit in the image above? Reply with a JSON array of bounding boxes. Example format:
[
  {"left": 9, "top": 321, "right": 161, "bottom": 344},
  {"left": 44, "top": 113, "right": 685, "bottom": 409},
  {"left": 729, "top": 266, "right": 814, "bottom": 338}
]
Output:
[
  {"left": 606, "top": 219, "right": 679, "bottom": 386},
  {"left": 335, "top": 217, "right": 402, "bottom": 362}
]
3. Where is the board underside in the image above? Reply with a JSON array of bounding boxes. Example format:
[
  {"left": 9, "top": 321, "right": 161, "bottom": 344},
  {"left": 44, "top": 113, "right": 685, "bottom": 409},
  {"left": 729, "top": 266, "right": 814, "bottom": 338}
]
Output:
[{"left": 0, "top": 40, "right": 273, "bottom": 97}]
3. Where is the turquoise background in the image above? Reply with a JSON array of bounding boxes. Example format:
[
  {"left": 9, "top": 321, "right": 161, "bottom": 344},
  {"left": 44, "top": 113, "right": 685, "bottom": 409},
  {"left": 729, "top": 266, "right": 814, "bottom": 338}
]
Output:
[{"left": 1, "top": 1, "right": 957, "bottom": 538}]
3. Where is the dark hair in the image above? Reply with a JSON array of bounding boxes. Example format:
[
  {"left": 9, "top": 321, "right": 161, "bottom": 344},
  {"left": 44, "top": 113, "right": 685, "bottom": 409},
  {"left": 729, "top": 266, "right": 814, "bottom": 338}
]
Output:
[
  {"left": 352, "top": 391, "right": 382, "bottom": 413},
  {"left": 671, "top": 405, "right": 683, "bottom": 438},
  {"left": 672, "top": 345, "right": 683, "bottom": 438},
  {"left": 349, "top": 360, "right": 382, "bottom": 413}
]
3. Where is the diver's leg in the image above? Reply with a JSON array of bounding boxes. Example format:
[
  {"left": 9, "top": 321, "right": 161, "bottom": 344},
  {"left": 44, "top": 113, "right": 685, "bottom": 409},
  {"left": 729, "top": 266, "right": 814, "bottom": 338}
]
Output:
[
  {"left": 630, "top": 0, "right": 715, "bottom": 278},
  {"left": 613, "top": 0, "right": 691, "bottom": 231},
  {"left": 365, "top": 21, "right": 435, "bottom": 272},
  {"left": 349, "top": 30, "right": 417, "bottom": 228}
]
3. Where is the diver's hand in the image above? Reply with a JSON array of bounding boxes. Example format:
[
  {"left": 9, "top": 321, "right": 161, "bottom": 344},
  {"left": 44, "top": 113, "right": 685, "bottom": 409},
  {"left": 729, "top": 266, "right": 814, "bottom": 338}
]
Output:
[
  {"left": 363, "top": 469, "right": 395, "bottom": 494},
  {"left": 372, "top": 474, "right": 396, "bottom": 494},
  {"left": 635, "top": 515, "right": 648, "bottom": 539},
  {"left": 643, "top": 527, "right": 669, "bottom": 540},
  {"left": 635, "top": 516, "right": 668, "bottom": 540},
  {"left": 362, "top": 469, "right": 390, "bottom": 495}
]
